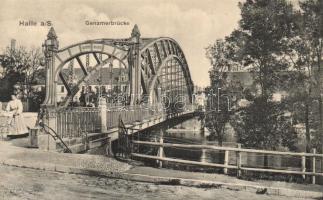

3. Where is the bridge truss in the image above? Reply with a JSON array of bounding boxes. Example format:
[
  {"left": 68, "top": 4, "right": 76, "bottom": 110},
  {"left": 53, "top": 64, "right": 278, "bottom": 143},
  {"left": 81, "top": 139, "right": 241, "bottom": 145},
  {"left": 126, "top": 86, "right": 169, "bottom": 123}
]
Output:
[{"left": 42, "top": 25, "right": 194, "bottom": 111}]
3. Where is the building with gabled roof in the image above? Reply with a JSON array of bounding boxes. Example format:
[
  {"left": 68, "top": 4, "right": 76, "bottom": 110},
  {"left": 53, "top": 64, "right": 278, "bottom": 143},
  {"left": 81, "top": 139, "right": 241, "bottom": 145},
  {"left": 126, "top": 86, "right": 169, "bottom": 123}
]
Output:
[{"left": 34, "top": 67, "right": 129, "bottom": 103}]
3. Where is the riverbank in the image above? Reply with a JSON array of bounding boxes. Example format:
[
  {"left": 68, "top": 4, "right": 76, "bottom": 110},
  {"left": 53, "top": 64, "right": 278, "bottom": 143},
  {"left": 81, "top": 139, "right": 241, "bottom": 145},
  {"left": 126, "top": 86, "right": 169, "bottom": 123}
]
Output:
[{"left": 0, "top": 139, "right": 322, "bottom": 199}]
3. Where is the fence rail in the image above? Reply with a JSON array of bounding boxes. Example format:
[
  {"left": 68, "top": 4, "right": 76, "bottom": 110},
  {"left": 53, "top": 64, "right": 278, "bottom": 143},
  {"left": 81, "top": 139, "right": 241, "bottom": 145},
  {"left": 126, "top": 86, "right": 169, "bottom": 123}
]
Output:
[{"left": 132, "top": 140, "right": 323, "bottom": 184}]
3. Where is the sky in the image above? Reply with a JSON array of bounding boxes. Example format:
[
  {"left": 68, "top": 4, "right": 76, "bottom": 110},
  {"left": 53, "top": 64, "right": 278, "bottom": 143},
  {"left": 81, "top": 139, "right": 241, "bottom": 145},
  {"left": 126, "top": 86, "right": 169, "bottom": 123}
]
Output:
[{"left": 0, "top": 0, "right": 242, "bottom": 87}]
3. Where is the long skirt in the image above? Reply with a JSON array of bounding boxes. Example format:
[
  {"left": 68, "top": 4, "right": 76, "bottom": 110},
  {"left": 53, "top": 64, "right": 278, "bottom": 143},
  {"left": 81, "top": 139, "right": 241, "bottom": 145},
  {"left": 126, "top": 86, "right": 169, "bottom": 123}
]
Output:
[{"left": 8, "top": 114, "right": 28, "bottom": 136}]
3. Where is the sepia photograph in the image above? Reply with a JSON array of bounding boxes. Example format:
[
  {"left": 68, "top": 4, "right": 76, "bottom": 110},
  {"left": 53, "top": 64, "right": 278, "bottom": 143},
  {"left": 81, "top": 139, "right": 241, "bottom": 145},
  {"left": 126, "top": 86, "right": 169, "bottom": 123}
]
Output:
[{"left": 0, "top": 0, "right": 323, "bottom": 199}]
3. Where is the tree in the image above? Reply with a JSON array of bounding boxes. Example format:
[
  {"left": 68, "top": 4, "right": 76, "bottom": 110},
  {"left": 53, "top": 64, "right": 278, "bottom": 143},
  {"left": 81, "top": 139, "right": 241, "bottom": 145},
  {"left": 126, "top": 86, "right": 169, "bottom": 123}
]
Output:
[
  {"left": 232, "top": 96, "right": 297, "bottom": 150},
  {"left": 0, "top": 45, "right": 45, "bottom": 108},
  {"left": 204, "top": 83, "right": 237, "bottom": 146},
  {"left": 298, "top": 0, "right": 323, "bottom": 154},
  {"left": 237, "top": 0, "right": 296, "bottom": 96},
  {"left": 225, "top": 0, "right": 298, "bottom": 153},
  {"left": 205, "top": 39, "right": 243, "bottom": 146},
  {"left": 279, "top": 9, "right": 318, "bottom": 154}
]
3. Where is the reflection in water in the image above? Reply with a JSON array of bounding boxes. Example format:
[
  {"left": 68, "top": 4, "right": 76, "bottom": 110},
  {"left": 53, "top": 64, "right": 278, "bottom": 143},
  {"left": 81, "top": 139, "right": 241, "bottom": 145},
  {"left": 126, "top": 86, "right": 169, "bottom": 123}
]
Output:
[
  {"left": 136, "top": 127, "right": 228, "bottom": 165},
  {"left": 135, "top": 128, "right": 313, "bottom": 177}
]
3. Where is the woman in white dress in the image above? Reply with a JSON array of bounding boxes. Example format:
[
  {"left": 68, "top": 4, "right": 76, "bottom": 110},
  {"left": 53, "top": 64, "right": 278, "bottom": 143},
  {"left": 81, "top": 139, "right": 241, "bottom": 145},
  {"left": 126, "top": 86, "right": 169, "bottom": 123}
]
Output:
[{"left": 6, "top": 94, "right": 29, "bottom": 138}]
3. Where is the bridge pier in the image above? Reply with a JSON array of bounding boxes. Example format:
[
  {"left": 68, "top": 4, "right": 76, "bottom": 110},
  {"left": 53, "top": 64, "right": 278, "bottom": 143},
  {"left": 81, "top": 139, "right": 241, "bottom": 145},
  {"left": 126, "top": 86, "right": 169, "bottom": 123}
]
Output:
[{"left": 37, "top": 109, "right": 58, "bottom": 151}]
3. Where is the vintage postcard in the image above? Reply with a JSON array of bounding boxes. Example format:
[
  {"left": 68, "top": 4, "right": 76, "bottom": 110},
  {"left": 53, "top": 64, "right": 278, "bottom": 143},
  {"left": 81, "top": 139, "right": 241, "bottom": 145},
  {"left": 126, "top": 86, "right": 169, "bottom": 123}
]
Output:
[{"left": 0, "top": 0, "right": 322, "bottom": 199}]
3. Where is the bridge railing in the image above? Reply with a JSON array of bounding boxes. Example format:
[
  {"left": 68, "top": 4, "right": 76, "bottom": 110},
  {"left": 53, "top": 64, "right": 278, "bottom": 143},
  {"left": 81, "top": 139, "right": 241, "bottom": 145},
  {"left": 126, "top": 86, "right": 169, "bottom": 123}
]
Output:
[
  {"left": 106, "top": 105, "right": 163, "bottom": 128},
  {"left": 105, "top": 104, "right": 199, "bottom": 128},
  {"left": 51, "top": 104, "right": 198, "bottom": 139},
  {"left": 56, "top": 107, "right": 100, "bottom": 138}
]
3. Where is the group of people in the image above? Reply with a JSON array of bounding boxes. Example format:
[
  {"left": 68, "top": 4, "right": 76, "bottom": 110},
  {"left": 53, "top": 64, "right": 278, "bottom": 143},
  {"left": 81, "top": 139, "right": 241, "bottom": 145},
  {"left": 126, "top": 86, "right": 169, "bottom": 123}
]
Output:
[
  {"left": 78, "top": 86, "right": 101, "bottom": 107},
  {"left": 77, "top": 86, "right": 129, "bottom": 107},
  {"left": 0, "top": 94, "right": 29, "bottom": 138}
]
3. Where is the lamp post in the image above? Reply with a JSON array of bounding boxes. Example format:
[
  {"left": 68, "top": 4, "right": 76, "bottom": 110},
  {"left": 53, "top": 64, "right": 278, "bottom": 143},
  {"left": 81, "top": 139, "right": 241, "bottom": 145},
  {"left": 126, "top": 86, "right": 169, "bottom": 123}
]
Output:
[
  {"left": 42, "top": 27, "right": 59, "bottom": 107},
  {"left": 98, "top": 61, "right": 103, "bottom": 106},
  {"left": 109, "top": 62, "right": 113, "bottom": 107}
]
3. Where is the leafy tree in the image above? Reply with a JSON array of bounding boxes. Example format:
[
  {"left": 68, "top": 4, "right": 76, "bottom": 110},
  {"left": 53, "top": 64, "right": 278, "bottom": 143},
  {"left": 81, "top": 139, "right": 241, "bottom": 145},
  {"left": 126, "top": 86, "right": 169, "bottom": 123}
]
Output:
[
  {"left": 226, "top": 0, "right": 299, "bottom": 153},
  {"left": 204, "top": 83, "right": 237, "bottom": 146},
  {"left": 281, "top": 13, "right": 318, "bottom": 154},
  {"left": 298, "top": 0, "right": 323, "bottom": 154},
  {"left": 204, "top": 0, "right": 300, "bottom": 162},
  {"left": 0, "top": 45, "right": 45, "bottom": 109},
  {"left": 236, "top": 0, "right": 296, "bottom": 96},
  {"left": 232, "top": 96, "right": 297, "bottom": 150},
  {"left": 205, "top": 39, "right": 243, "bottom": 146}
]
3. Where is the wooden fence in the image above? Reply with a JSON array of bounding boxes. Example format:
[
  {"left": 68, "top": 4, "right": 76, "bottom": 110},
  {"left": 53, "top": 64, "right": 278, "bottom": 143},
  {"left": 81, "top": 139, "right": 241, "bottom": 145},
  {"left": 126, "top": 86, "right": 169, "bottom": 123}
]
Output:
[{"left": 131, "top": 140, "right": 323, "bottom": 184}]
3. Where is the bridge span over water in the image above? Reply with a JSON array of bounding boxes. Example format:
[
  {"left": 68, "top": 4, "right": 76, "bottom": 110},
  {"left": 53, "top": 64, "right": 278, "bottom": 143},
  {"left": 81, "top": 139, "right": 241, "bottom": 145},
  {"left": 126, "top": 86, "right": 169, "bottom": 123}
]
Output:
[{"left": 36, "top": 25, "right": 201, "bottom": 153}]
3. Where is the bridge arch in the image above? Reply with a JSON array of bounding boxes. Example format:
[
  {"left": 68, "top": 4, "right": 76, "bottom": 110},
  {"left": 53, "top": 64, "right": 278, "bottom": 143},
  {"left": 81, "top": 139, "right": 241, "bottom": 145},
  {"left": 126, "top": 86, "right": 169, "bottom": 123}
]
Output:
[
  {"left": 139, "top": 38, "right": 194, "bottom": 106},
  {"left": 42, "top": 26, "right": 194, "bottom": 109}
]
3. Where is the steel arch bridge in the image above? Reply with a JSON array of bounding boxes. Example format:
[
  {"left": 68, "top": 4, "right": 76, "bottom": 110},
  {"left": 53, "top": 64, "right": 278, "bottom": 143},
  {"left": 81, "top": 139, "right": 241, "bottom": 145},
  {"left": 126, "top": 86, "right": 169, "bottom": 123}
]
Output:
[
  {"left": 38, "top": 25, "right": 201, "bottom": 153},
  {"left": 42, "top": 25, "right": 194, "bottom": 110}
]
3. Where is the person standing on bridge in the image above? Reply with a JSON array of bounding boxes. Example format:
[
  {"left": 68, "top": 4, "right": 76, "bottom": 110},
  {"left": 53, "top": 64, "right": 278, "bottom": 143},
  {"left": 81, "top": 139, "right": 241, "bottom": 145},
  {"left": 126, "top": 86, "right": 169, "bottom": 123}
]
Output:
[
  {"left": 6, "top": 94, "right": 29, "bottom": 138},
  {"left": 79, "top": 87, "right": 86, "bottom": 107},
  {"left": 85, "top": 86, "right": 95, "bottom": 107}
]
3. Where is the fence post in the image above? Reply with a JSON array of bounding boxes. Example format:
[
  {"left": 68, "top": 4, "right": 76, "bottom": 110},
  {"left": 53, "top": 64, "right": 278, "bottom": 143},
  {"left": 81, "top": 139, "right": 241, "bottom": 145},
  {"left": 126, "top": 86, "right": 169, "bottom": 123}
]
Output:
[
  {"left": 236, "top": 143, "right": 241, "bottom": 177},
  {"left": 224, "top": 150, "right": 229, "bottom": 175},
  {"left": 301, "top": 155, "right": 306, "bottom": 180},
  {"left": 157, "top": 129, "right": 164, "bottom": 168},
  {"left": 312, "top": 148, "right": 316, "bottom": 184}
]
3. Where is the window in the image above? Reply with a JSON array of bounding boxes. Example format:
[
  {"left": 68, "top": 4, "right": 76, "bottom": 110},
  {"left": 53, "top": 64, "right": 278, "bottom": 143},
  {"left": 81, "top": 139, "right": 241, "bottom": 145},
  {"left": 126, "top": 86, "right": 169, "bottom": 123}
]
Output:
[{"left": 60, "top": 86, "right": 64, "bottom": 93}]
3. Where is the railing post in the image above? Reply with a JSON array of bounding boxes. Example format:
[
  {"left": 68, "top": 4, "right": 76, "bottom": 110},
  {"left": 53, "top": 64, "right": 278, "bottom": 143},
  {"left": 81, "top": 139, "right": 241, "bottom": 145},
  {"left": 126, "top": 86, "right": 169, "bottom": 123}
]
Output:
[
  {"left": 99, "top": 97, "right": 107, "bottom": 132},
  {"left": 301, "top": 155, "right": 306, "bottom": 180},
  {"left": 236, "top": 143, "right": 241, "bottom": 177},
  {"left": 312, "top": 148, "right": 316, "bottom": 184},
  {"left": 224, "top": 150, "right": 229, "bottom": 175}
]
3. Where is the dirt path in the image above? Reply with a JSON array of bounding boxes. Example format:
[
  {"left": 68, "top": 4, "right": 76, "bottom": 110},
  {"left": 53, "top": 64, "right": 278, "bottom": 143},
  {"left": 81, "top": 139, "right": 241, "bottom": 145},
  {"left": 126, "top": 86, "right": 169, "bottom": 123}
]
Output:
[{"left": 0, "top": 165, "right": 315, "bottom": 200}]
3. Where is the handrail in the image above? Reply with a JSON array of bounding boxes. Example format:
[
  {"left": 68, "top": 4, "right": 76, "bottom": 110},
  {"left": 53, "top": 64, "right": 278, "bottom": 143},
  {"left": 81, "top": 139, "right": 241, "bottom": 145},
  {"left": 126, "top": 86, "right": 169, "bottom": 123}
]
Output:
[{"left": 39, "top": 122, "right": 72, "bottom": 153}]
